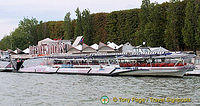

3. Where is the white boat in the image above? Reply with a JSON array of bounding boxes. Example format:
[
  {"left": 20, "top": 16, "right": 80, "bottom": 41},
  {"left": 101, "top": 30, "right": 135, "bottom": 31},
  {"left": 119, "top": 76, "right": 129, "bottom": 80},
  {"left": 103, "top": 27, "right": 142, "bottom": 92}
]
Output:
[
  {"left": 111, "top": 55, "right": 194, "bottom": 77},
  {"left": 114, "top": 66, "right": 190, "bottom": 77},
  {"left": 18, "top": 52, "right": 194, "bottom": 77}
]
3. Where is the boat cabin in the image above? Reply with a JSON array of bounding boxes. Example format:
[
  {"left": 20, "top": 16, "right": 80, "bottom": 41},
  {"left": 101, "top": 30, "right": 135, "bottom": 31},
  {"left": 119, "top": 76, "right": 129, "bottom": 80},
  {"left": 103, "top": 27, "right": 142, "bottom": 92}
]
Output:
[{"left": 118, "top": 56, "right": 187, "bottom": 67}]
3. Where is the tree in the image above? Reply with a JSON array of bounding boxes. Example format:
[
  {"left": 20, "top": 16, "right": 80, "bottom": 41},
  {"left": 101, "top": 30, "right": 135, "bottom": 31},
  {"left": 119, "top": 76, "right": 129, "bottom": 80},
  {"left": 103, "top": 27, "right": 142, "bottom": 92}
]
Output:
[
  {"left": 64, "top": 12, "right": 74, "bottom": 40},
  {"left": 74, "top": 8, "right": 83, "bottom": 38},
  {"left": 139, "top": 0, "right": 151, "bottom": 30},
  {"left": 92, "top": 13, "right": 108, "bottom": 43},
  {"left": 195, "top": 15, "right": 200, "bottom": 49},
  {"left": 36, "top": 21, "right": 44, "bottom": 41},
  {"left": 82, "top": 9, "right": 93, "bottom": 45},
  {"left": 0, "top": 35, "right": 13, "bottom": 50},
  {"left": 164, "top": 0, "right": 184, "bottom": 51},
  {"left": 11, "top": 28, "right": 30, "bottom": 50},
  {"left": 18, "top": 17, "right": 39, "bottom": 46},
  {"left": 195, "top": 2, "right": 200, "bottom": 50},
  {"left": 182, "top": 0, "right": 196, "bottom": 51},
  {"left": 144, "top": 4, "right": 165, "bottom": 47},
  {"left": 106, "top": 12, "right": 119, "bottom": 44},
  {"left": 134, "top": 0, "right": 151, "bottom": 46}
]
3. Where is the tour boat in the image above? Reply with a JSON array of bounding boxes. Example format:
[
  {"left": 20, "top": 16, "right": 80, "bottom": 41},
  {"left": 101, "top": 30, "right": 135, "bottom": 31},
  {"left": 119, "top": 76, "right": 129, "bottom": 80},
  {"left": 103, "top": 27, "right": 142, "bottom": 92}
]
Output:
[{"left": 18, "top": 52, "right": 195, "bottom": 77}]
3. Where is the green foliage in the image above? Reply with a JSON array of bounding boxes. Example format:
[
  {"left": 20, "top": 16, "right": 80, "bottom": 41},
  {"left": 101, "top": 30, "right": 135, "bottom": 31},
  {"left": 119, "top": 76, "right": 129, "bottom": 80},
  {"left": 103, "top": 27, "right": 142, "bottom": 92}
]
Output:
[
  {"left": 140, "top": 0, "right": 151, "bottom": 30},
  {"left": 195, "top": 15, "right": 200, "bottom": 49},
  {"left": 91, "top": 13, "right": 108, "bottom": 43},
  {"left": 82, "top": 9, "right": 93, "bottom": 45},
  {"left": 47, "top": 21, "right": 64, "bottom": 39},
  {"left": 134, "top": 0, "right": 151, "bottom": 46},
  {"left": 106, "top": 9, "right": 139, "bottom": 45},
  {"left": 18, "top": 17, "right": 39, "bottom": 46},
  {"left": 144, "top": 4, "right": 165, "bottom": 47},
  {"left": 106, "top": 11, "right": 118, "bottom": 43},
  {"left": 182, "top": 0, "right": 196, "bottom": 50},
  {"left": 164, "top": 0, "right": 185, "bottom": 51},
  {"left": 74, "top": 8, "right": 83, "bottom": 38},
  {"left": 0, "top": 35, "right": 13, "bottom": 50},
  {"left": 64, "top": 12, "right": 74, "bottom": 40}
]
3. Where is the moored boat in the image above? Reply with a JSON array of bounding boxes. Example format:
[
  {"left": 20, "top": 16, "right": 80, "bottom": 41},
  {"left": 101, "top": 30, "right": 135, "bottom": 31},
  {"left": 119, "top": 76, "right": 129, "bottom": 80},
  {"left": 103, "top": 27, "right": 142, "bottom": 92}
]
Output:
[
  {"left": 111, "top": 55, "right": 194, "bottom": 77},
  {"left": 18, "top": 52, "right": 194, "bottom": 77}
]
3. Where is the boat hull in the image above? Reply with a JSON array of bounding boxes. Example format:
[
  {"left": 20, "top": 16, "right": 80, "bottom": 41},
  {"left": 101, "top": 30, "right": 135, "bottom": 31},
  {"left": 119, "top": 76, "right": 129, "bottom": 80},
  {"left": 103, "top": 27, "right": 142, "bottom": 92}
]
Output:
[
  {"left": 19, "top": 66, "right": 58, "bottom": 73},
  {"left": 18, "top": 62, "right": 192, "bottom": 77},
  {"left": 0, "top": 68, "right": 14, "bottom": 72},
  {"left": 113, "top": 67, "right": 188, "bottom": 77},
  {"left": 57, "top": 67, "right": 91, "bottom": 74},
  {"left": 185, "top": 69, "right": 200, "bottom": 76}
]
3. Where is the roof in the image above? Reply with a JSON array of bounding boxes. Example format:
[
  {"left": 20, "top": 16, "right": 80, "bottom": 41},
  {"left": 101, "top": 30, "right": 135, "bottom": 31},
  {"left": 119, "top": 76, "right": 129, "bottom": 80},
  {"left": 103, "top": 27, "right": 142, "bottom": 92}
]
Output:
[
  {"left": 91, "top": 44, "right": 98, "bottom": 50},
  {"left": 75, "top": 45, "right": 82, "bottom": 51},
  {"left": 124, "top": 42, "right": 132, "bottom": 46},
  {"left": 67, "top": 44, "right": 78, "bottom": 51},
  {"left": 13, "top": 48, "right": 23, "bottom": 54},
  {"left": 82, "top": 43, "right": 96, "bottom": 53},
  {"left": 67, "top": 44, "right": 80, "bottom": 54},
  {"left": 150, "top": 47, "right": 169, "bottom": 52},
  {"left": 38, "top": 38, "right": 55, "bottom": 45},
  {"left": 98, "top": 42, "right": 115, "bottom": 52},
  {"left": 14, "top": 50, "right": 17, "bottom": 54},
  {"left": 39, "top": 38, "right": 54, "bottom": 42},
  {"left": 23, "top": 48, "right": 29, "bottom": 54},
  {"left": 107, "top": 42, "right": 123, "bottom": 49}
]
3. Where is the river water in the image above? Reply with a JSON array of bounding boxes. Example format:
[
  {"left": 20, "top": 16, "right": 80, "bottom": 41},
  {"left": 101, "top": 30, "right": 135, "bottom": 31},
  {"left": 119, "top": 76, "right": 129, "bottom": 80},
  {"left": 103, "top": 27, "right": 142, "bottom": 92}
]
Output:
[{"left": 0, "top": 72, "right": 199, "bottom": 105}]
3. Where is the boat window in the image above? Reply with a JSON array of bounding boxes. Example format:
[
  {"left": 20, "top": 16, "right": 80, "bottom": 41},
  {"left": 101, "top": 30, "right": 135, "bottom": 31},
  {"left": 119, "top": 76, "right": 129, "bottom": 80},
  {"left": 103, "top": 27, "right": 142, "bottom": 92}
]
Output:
[
  {"left": 88, "top": 60, "right": 99, "bottom": 65},
  {"left": 54, "top": 60, "right": 63, "bottom": 64},
  {"left": 141, "top": 48, "right": 150, "bottom": 52},
  {"left": 184, "top": 58, "right": 192, "bottom": 64},
  {"left": 132, "top": 48, "right": 139, "bottom": 52},
  {"left": 73, "top": 60, "right": 79, "bottom": 65},
  {"left": 109, "top": 60, "right": 118, "bottom": 64},
  {"left": 195, "top": 59, "right": 200, "bottom": 64},
  {"left": 99, "top": 60, "right": 108, "bottom": 64},
  {"left": 79, "top": 60, "right": 88, "bottom": 65},
  {"left": 22, "top": 58, "right": 46, "bottom": 68},
  {"left": 152, "top": 59, "right": 162, "bottom": 63}
]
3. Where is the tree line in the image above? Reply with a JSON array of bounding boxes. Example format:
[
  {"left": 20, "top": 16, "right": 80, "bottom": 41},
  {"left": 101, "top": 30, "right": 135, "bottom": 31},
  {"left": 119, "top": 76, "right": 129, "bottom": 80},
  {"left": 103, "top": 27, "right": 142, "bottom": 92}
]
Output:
[{"left": 0, "top": 0, "right": 200, "bottom": 51}]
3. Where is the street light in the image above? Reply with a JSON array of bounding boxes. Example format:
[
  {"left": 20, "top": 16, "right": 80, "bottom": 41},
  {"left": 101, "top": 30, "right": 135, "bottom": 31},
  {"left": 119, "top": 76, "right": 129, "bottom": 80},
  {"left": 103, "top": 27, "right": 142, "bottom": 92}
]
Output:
[{"left": 143, "top": 42, "right": 146, "bottom": 47}]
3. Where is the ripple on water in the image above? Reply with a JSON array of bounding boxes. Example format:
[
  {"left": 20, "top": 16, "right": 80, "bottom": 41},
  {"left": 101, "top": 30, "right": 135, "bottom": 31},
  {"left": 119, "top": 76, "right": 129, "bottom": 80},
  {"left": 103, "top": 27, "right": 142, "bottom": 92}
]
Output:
[{"left": 0, "top": 73, "right": 199, "bottom": 105}]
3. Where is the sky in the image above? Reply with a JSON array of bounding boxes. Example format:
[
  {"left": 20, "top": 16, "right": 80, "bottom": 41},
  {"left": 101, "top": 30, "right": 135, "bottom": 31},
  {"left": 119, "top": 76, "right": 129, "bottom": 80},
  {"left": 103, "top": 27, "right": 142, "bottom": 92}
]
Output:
[{"left": 0, "top": 0, "right": 168, "bottom": 40}]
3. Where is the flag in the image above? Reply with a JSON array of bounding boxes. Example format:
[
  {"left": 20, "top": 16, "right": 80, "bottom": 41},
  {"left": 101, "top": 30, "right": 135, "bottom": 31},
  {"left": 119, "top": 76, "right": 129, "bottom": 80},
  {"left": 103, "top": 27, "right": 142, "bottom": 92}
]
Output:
[{"left": 79, "top": 37, "right": 84, "bottom": 44}]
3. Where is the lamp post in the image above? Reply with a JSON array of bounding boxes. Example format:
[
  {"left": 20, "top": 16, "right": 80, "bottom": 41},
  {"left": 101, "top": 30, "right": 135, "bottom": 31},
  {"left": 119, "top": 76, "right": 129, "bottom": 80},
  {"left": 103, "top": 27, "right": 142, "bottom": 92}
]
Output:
[{"left": 143, "top": 42, "right": 146, "bottom": 47}]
